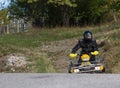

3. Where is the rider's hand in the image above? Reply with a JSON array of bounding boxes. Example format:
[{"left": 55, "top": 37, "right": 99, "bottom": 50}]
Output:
[
  {"left": 69, "top": 53, "right": 77, "bottom": 58},
  {"left": 91, "top": 51, "right": 99, "bottom": 55}
]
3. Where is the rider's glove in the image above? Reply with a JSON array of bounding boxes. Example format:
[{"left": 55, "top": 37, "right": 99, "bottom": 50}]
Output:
[
  {"left": 91, "top": 51, "right": 99, "bottom": 55},
  {"left": 69, "top": 53, "right": 77, "bottom": 58}
]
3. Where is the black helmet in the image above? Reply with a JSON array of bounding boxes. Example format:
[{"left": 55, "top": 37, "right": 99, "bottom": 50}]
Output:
[{"left": 83, "top": 30, "right": 92, "bottom": 41}]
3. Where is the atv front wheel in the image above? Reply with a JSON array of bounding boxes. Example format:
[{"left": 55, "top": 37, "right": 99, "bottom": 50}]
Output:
[{"left": 68, "top": 61, "right": 73, "bottom": 73}]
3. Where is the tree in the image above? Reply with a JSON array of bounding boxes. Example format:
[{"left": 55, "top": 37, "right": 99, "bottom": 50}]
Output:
[
  {"left": 0, "top": 8, "right": 9, "bottom": 34},
  {"left": 0, "top": 9, "right": 9, "bottom": 25},
  {"left": 48, "top": 0, "right": 77, "bottom": 26},
  {"left": 9, "top": 0, "right": 48, "bottom": 27},
  {"left": 9, "top": 0, "right": 120, "bottom": 28},
  {"left": 73, "top": 0, "right": 109, "bottom": 25},
  {"left": 108, "top": 0, "right": 120, "bottom": 22}
]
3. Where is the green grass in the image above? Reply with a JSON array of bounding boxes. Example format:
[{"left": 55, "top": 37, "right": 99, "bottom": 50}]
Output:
[
  {"left": 0, "top": 21, "right": 120, "bottom": 49},
  {"left": 102, "top": 30, "right": 120, "bottom": 73},
  {"left": 28, "top": 56, "right": 55, "bottom": 73},
  {"left": 0, "top": 28, "right": 84, "bottom": 49}
]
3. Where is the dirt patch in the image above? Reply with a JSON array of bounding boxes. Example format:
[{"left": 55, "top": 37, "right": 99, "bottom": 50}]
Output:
[
  {"left": 0, "top": 53, "right": 29, "bottom": 72},
  {"left": 40, "top": 38, "right": 82, "bottom": 72}
]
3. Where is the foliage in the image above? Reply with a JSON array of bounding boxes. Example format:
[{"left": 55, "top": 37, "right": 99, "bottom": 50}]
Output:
[
  {"left": 108, "top": 0, "right": 120, "bottom": 11},
  {"left": 0, "top": 9, "right": 9, "bottom": 25},
  {"left": 48, "top": 0, "right": 77, "bottom": 7},
  {"left": 7, "top": 0, "right": 120, "bottom": 27}
]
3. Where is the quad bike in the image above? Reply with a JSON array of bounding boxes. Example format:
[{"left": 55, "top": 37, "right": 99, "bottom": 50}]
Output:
[{"left": 68, "top": 51, "right": 105, "bottom": 73}]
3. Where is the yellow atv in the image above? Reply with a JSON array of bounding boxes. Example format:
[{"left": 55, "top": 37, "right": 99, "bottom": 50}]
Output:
[{"left": 68, "top": 51, "right": 105, "bottom": 73}]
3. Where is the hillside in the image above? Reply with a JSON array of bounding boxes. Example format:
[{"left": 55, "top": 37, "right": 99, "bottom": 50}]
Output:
[
  {"left": 0, "top": 22, "right": 120, "bottom": 73},
  {"left": 40, "top": 28, "right": 120, "bottom": 73}
]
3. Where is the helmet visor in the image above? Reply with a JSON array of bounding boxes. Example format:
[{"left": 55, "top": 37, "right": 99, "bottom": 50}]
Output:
[{"left": 85, "top": 33, "right": 92, "bottom": 39}]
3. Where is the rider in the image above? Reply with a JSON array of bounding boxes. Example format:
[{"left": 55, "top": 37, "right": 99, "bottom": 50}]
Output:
[{"left": 70, "top": 30, "right": 99, "bottom": 63}]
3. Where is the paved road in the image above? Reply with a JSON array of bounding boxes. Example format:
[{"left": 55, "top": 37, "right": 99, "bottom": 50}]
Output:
[{"left": 0, "top": 73, "right": 120, "bottom": 88}]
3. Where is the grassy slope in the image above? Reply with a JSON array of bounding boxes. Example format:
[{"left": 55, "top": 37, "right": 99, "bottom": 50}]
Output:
[
  {"left": 0, "top": 21, "right": 120, "bottom": 73},
  {"left": 103, "top": 31, "right": 120, "bottom": 73}
]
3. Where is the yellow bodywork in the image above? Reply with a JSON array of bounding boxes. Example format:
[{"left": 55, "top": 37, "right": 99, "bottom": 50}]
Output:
[
  {"left": 69, "top": 53, "right": 77, "bottom": 58},
  {"left": 80, "top": 62, "right": 91, "bottom": 67},
  {"left": 81, "top": 54, "right": 90, "bottom": 61},
  {"left": 91, "top": 51, "right": 99, "bottom": 55},
  {"left": 100, "top": 65, "right": 104, "bottom": 70}
]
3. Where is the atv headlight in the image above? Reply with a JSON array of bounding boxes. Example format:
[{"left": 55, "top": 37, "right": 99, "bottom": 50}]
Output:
[
  {"left": 81, "top": 54, "right": 90, "bottom": 61},
  {"left": 95, "top": 67, "right": 101, "bottom": 71},
  {"left": 82, "top": 58, "right": 89, "bottom": 61},
  {"left": 74, "top": 69, "right": 79, "bottom": 73},
  {"left": 95, "top": 66, "right": 104, "bottom": 71}
]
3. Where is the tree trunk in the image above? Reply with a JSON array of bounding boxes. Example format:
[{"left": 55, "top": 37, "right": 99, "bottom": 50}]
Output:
[
  {"left": 62, "top": 6, "right": 69, "bottom": 26},
  {"left": 113, "top": 14, "right": 117, "bottom": 22},
  {"left": 113, "top": 10, "right": 117, "bottom": 22},
  {"left": 6, "top": 25, "right": 9, "bottom": 34},
  {"left": 17, "top": 20, "right": 20, "bottom": 33}
]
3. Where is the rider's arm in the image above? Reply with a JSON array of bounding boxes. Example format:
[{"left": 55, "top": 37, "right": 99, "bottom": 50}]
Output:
[
  {"left": 71, "top": 40, "right": 81, "bottom": 53},
  {"left": 91, "top": 40, "right": 99, "bottom": 55}
]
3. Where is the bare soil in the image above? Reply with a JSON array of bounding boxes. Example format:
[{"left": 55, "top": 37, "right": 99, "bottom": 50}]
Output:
[{"left": 40, "top": 38, "right": 78, "bottom": 72}]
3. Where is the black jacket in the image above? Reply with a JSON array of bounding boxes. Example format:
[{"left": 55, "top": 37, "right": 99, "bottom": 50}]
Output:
[{"left": 72, "top": 39, "right": 98, "bottom": 54}]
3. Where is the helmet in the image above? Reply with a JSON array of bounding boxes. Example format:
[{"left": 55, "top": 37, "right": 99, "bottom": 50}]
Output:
[{"left": 83, "top": 30, "right": 92, "bottom": 41}]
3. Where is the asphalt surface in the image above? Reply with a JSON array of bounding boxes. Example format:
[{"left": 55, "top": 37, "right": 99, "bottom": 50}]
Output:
[{"left": 0, "top": 73, "right": 120, "bottom": 88}]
